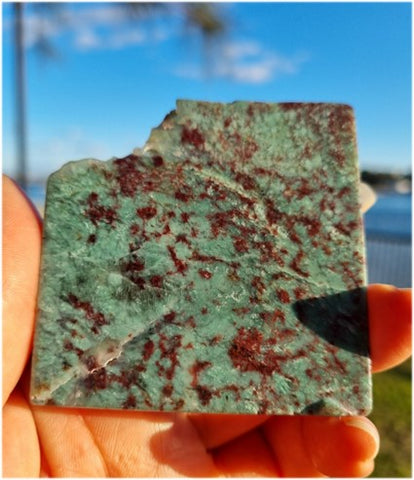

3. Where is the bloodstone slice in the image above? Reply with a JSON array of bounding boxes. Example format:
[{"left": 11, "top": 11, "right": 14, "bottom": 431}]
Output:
[{"left": 30, "top": 101, "right": 371, "bottom": 415}]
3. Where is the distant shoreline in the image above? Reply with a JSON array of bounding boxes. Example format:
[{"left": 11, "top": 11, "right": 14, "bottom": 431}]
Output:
[{"left": 361, "top": 170, "right": 412, "bottom": 194}]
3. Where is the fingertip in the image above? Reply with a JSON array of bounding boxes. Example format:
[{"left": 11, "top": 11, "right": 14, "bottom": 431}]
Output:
[
  {"left": 342, "top": 417, "right": 380, "bottom": 458},
  {"left": 302, "top": 416, "right": 379, "bottom": 477},
  {"left": 368, "top": 284, "right": 412, "bottom": 373}
]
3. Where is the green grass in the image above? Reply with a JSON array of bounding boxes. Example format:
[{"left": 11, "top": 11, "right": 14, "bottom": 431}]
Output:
[{"left": 369, "top": 359, "right": 411, "bottom": 477}]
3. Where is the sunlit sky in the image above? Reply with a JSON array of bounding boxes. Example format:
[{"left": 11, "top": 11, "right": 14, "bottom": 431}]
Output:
[{"left": 2, "top": 2, "right": 412, "bottom": 181}]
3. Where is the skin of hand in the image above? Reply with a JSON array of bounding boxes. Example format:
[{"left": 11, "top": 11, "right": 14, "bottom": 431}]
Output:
[{"left": 2, "top": 175, "right": 412, "bottom": 477}]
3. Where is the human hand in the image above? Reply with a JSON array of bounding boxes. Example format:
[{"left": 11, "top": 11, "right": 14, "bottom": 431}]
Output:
[{"left": 3, "top": 175, "right": 411, "bottom": 477}]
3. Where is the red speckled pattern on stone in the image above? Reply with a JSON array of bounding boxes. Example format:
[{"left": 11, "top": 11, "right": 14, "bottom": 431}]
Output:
[{"left": 30, "top": 101, "right": 371, "bottom": 415}]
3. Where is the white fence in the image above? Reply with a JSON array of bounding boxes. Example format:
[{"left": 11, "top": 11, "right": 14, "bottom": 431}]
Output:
[{"left": 365, "top": 234, "right": 411, "bottom": 288}]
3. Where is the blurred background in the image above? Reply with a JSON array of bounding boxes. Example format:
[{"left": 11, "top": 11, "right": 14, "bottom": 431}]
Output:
[{"left": 2, "top": 2, "right": 411, "bottom": 476}]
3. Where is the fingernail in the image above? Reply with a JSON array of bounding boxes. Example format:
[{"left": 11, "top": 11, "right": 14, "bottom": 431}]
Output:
[{"left": 344, "top": 417, "right": 380, "bottom": 458}]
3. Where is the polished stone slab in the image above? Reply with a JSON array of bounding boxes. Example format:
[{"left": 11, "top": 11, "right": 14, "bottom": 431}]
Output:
[{"left": 30, "top": 101, "right": 371, "bottom": 415}]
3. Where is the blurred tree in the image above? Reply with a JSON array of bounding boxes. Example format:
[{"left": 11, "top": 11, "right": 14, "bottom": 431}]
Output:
[{"left": 11, "top": 2, "right": 226, "bottom": 189}]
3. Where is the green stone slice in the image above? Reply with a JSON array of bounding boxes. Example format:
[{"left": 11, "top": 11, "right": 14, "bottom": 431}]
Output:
[{"left": 30, "top": 101, "right": 371, "bottom": 415}]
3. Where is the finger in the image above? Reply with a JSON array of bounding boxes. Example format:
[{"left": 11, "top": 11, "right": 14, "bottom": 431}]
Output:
[
  {"left": 2, "top": 176, "right": 42, "bottom": 405},
  {"left": 263, "top": 415, "right": 379, "bottom": 477},
  {"left": 30, "top": 405, "right": 109, "bottom": 477},
  {"left": 212, "top": 428, "right": 281, "bottom": 477},
  {"left": 81, "top": 410, "right": 218, "bottom": 477},
  {"left": 301, "top": 416, "right": 379, "bottom": 477},
  {"left": 2, "top": 387, "right": 41, "bottom": 477},
  {"left": 369, "top": 284, "right": 412, "bottom": 372},
  {"left": 262, "top": 416, "right": 325, "bottom": 477},
  {"left": 189, "top": 414, "right": 269, "bottom": 450}
]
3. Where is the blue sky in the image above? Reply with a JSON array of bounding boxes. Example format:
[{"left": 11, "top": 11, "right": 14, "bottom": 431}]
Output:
[{"left": 2, "top": 2, "right": 412, "bottom": 181}]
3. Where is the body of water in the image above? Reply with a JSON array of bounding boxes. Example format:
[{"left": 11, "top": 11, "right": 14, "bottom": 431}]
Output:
[
  {"left": 364, "top": 193, "right": 411, "bottom": 240},
  {"left": 25, "top": 184, "right": 412, "bottom": 287},
  {"left": 364, "top": 193, "right": 411, "bottom": 287}
]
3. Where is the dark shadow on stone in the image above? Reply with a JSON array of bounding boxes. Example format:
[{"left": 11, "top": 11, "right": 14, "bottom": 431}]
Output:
[
  {"left": 301, "top": 399, "right": 326, "bottom": 414},
  {"left": 293, "top": 287, "right": 369, "bottom": 357}
]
